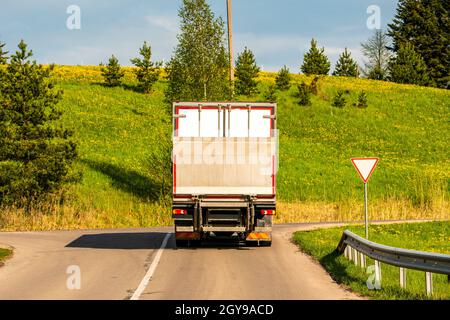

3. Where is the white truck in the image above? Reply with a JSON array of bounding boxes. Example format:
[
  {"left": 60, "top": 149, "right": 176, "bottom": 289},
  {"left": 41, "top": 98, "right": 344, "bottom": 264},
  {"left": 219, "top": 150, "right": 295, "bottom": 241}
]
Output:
[{"left": 172, "top": 102, "right": 278, "bottom": 247}]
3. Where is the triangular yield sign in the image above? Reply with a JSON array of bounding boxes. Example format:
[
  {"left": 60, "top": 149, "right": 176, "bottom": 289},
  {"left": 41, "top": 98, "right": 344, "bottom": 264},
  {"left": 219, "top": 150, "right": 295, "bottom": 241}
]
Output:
[{"left": 351, "top": 158, "right": 379, "bottom": 183}]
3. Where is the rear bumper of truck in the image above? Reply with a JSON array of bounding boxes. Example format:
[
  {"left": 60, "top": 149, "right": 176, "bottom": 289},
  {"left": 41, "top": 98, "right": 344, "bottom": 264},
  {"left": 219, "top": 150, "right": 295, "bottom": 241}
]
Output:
[{"left": 172, "top": 195, "right": 275, "bottom": 245}]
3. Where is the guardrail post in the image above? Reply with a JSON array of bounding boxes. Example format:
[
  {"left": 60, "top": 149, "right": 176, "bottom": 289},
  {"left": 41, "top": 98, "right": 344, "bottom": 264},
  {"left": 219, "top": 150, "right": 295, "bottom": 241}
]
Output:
[
  {"left": 360, "top": 253, "right": 366, "bottom": 268},
  {"left": 426, "top": 272, "right": 433, "bottom": 296},
  {"left": 375, "top": 260, "right": 382, "bottom": 287},
  {"left": 344, "top": 246, "right": 349, "bottom": 259},
  {"left": 353, "top": 249, "right": 359, "bottom": 266},
  {"left": 400, "top": 268, "right": 406, "bottom": 289}
]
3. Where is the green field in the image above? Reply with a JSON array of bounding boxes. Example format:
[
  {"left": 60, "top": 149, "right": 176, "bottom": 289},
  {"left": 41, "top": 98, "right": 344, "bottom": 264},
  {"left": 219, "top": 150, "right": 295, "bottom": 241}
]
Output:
[
  {"left": 0, "top": 66, "right": 448, "bottom": 230},
  {"left": 293, "top": 222, "right": 450, "bottom": 300}
]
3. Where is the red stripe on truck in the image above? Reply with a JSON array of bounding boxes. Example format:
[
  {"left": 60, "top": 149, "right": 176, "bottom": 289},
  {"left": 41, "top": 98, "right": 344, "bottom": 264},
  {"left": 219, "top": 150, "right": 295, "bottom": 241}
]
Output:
[
  {"left": 272, "top": 155, "right": 276, "bottom": 195},
  {"left": 173, "top": 155, "right": 177, "bottom": 194}
]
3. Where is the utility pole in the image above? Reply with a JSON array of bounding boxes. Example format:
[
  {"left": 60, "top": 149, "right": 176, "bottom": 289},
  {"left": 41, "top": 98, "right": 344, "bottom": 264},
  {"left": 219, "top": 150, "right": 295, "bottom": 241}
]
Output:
[{"left": 226, "top": 0, "right": 235, "bottom": 98}]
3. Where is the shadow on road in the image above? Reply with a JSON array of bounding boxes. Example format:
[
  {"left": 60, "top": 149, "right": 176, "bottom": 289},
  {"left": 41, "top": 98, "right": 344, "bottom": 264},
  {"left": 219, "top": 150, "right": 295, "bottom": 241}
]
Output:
[
  {"left": 174, "top": 239, "right": 253, "bottom": 251},
  {"left": 66, "top": 232, "right": 172, "bottom": 250},
  {"left": 66, "top": 232, "right": 256, "bottom": 251}
]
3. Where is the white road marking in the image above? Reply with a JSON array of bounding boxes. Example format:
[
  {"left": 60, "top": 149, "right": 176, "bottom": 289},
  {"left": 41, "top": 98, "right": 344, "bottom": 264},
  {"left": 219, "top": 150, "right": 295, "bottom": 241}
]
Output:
[{"left": 130, "top": 233, "right": 171, "bottom": 300}]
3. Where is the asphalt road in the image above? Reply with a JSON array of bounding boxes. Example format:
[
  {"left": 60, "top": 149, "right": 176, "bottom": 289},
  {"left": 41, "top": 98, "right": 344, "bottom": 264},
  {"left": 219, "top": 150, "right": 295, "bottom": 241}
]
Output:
[{"left": 0, "top": 224, "right": 360, "bottom": 300}]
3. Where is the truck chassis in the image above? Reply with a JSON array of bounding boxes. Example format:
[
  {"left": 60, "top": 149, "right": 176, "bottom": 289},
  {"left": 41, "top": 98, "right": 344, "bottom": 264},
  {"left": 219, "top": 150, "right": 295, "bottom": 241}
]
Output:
[{"left": 173, "top": 195, "right": 275, "bottom": 246}]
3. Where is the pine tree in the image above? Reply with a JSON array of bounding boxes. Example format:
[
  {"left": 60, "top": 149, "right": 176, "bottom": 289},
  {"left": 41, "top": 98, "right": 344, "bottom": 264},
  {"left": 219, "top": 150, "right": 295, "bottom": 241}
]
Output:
[
  {"left": 361, "top": 30, "right": 391, "bottom": 80},
  {"left": 131, "top": 42, "right": 162, "bottom": 93},
  {"left": 275, "top": 66, "right": 291, "bottom": 91},
  {"left": 301, "top": 39, "right": 331, "bottom": 76},
  {"left": 333, "top": 48, "right": 359, "bottom": 77},
  {"left": 296, "top": 82, "right": 311, "bottom": 106},
  {"left": 166, "top": 0, "right": 229, "bottom": 102},
  {"left": 356, "top": 91, "right": 368, "bottom": 109},
  {"left": 0, "top": 41, "right": 8, "bottom": 65},
  {"left": 388, "top": 43, "right": 430, "bottom": 86},
  {"left": 235, "top": 47, "right": 260, "bottom": 96},
  {"left": 388, "top": 0, "right": 449, "bottom": 88},
  {"left": 0, "top": 40, "right": 77, "bottom": 206},
  {"left": 332, "top": 90, "right": 347, "bottom": 108},
  {"left": 101, "top": 55, "right": 124, "bottom": 87}
]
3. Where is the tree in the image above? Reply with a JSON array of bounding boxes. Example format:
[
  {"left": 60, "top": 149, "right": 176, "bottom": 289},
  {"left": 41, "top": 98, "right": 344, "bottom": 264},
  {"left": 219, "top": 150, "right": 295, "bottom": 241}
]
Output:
[
  {"left": 301, "top": 39, "right": 330, "bottom": 76},
  {"left": 333, "top": 48, "right": 359, "bottom": 77},
  {"left": 388, "top": 0, "right": 449, "bottom": 88},
  {"left": 0, "top": 40, "right": 77, "bottom": 206},
  {"left": 0, "top": 41, "right": 8, "bottom": 65},
  {"left": 361, "top": 30, "right": 391, "bottom": 80},
  {"left": 356, "top": 91, "right": 368, "bottom": 109},
  {"left": 101, "top": 55, "right": 124, "bottom": 87},
  {"left": 332, "top": 90, "right": 347, "bottom": 108},
  {"left": 166, "top": 0, "right": 229, "bottom": 102},
  {"left": 131, "top": 41, "right": 162, "bottom": 93},
  {"left": 296, "top": 82, "right": 311, "bottom": 106},
  {"left": 275, "top": 66, "right": 291, "bottom": 91},
  {"left": 388, "top": 43, "right": 430, "bottom": 86},
  {"left": 235, "top": 47, "right": 260, "bottom": 96}
]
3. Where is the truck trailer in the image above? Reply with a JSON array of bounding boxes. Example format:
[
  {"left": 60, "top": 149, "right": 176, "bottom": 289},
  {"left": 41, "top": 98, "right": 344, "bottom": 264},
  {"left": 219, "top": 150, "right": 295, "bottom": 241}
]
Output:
[{"left": 172, "top": 102, "right": 278, "bottom": 247}]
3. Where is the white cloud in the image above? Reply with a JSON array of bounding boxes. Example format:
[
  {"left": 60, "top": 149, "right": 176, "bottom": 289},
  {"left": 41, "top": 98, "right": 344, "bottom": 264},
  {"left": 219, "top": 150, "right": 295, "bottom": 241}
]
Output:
[{"left": 146, "top": 15, "right": 179, "bottom": 34}]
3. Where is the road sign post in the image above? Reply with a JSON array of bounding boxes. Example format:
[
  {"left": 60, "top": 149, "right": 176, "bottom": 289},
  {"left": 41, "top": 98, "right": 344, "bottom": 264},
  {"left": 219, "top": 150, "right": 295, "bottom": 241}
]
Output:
[
  {"left": 351, "top": 158, "right": 379, "bottom": 240},
  {"left": 364, "top": 181, "right": 369, "bottom": 239}
]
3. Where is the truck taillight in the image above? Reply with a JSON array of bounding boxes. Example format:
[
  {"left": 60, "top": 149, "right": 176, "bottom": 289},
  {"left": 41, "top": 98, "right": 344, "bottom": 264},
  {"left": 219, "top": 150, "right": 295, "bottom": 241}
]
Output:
[
  {"left": 261, "top": 210, "right": 275, "bottom": 216},
  {"left": 173, "top": 209, "right": 188, "bottom": 215}
]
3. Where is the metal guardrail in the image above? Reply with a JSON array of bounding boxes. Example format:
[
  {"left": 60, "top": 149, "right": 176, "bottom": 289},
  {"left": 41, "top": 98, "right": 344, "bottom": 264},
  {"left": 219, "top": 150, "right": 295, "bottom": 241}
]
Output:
[{"left": 336, "top": 230, "right": 450, "bottom": 296}]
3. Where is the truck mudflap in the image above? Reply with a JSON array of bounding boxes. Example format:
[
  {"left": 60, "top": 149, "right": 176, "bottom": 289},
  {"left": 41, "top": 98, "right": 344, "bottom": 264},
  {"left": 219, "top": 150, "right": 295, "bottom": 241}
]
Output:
[
  {"left": 175, "top": 231, "right": 201, "bottom": 240},
  {"left": 246, "top": 231, "right": 272, "bottom": 242}
]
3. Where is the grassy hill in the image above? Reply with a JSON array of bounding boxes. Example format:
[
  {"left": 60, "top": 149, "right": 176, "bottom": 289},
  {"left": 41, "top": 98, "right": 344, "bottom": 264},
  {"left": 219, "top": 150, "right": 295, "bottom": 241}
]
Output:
[{"left": 1, "top": 66, "right": 448, "bottom": 230}]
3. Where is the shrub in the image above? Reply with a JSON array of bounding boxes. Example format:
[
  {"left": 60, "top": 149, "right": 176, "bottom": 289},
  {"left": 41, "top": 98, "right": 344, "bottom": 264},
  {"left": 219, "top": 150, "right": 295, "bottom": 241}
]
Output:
[
  {"left": 356, "top": 91, "right": 368, "bottom": 108},
  {"left": 332, "top": 90, "right": 347, "bottom": 108},
  {"left": 297, "top": 82, "right": 312, "bottom": 106},
  {"left": 263, "top": 83, "right": 277, "bottom": 102},
  {"left": 147, "top": 130, "right": 172, "bottom": 199},
  {"left": 309, "top": 76, "right": 320, "bottom": 96}
]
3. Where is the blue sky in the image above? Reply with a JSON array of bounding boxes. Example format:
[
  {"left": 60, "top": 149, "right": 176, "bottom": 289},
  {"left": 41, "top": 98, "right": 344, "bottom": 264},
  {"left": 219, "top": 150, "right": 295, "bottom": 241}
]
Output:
[{"left": 0, "top": 0, "right": 398, "bottom": 72}]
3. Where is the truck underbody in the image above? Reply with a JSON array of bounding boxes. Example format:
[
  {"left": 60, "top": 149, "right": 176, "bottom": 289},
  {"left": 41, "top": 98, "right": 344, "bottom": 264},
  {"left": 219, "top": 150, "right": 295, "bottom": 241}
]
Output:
[{"left": 173, "top": 195, "right": 275, "bottom": 246}]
